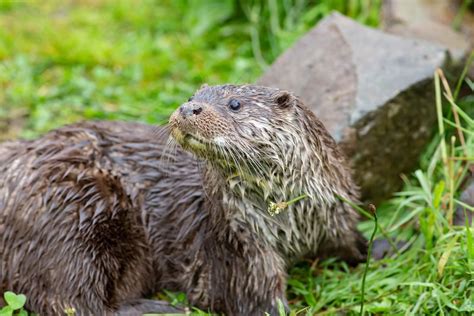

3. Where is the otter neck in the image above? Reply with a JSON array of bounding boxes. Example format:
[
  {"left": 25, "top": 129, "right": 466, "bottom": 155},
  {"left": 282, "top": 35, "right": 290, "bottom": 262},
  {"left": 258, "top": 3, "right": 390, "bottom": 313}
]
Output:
[{"left": 203, "top": 125, "right": 350, "bottom": 259}]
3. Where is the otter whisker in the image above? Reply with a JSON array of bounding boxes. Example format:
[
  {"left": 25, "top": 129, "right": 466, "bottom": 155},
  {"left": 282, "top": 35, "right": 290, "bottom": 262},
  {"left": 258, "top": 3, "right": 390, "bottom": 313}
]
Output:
[
  {"left": 152, "top": 123, "right": 172, "bottom": 139},
  {"left": 222, "top": 141, "right": 245, "bottom": 177},
  {"left": 158, "top": 135, "right": 180, "bottom": 173},
  {"left": 226, "top": 141, "right": 255, "bottom": 179}
]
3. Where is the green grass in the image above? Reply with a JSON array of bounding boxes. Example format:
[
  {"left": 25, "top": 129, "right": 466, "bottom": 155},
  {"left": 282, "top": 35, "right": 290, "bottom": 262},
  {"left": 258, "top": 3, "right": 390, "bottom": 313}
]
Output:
[
  {"left": 0, "top": 0, "right": 380, "bottom": 140},
  {"left": 1, "top": 1, "right": 473, "bottom": 315}
]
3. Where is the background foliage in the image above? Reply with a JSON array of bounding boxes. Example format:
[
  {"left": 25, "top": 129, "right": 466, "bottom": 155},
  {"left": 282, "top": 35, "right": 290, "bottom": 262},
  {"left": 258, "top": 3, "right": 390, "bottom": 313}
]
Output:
[{"left": 0, "top": 0, "right": 380, "bottom": 139}]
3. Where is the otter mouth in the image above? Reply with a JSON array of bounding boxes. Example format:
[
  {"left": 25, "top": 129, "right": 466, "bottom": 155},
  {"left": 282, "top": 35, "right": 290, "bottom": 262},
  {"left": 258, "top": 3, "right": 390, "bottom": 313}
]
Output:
[
  {"left": 171, "top": 126, "right": 259, "bottom": 177},
  {"left": 171, "top": 127, "right": 210, "bottom": 151},
  {"left": 171, "top": 127, "right": 237, "bottom": 169},
  {"left": 183, "top": 133, "right": 208, "bottom": 148}
]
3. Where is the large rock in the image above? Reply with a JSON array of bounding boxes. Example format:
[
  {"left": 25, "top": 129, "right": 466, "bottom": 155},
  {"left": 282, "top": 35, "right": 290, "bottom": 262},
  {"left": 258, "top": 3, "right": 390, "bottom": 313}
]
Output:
[
  {"left": 258, "top": 13, "right": 447, "bottom": 203},
  {"left": 454, "top": 171, "right": 474, "bottom": 227},
  {"left": 382, "top": 0, "right": 473, "bottom": 74}
]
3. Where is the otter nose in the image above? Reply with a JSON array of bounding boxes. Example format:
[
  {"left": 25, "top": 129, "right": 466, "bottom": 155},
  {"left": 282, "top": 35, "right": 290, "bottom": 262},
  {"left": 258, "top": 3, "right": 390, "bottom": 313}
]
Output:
[{"left": 179, "top": 102, "right": 203, "bottom": 118}]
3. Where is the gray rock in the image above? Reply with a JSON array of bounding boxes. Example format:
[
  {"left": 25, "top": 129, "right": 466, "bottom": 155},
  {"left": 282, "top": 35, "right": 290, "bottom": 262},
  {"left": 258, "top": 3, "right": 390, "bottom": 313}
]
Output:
[
  {"left": 382, "top": 0, "right": 473, "bottom": 73},
  {"left": 454, "top": 172, "right": 474, "bottom": 227},
  {"left": 372, "top": 238, "right": 408, "bottom": 260},
  {"left": 258, "top": 13, "right": 447, "bottom": 203}
]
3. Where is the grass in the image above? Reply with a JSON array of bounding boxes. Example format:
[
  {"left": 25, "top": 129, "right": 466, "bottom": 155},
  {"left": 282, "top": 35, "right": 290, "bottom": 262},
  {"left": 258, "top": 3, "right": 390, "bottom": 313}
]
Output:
[
  {"left": 1, "top": 0, "right": 473, "bottom": 315},
  {"left": 0, "top": 0, "right": 380, "bottom": 140}
]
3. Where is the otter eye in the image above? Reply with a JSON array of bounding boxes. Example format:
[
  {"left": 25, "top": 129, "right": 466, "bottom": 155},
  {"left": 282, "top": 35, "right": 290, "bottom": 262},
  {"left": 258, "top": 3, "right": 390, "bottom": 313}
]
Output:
[{"left": 228, "top": 99, "right": 241, "bottom": 111}]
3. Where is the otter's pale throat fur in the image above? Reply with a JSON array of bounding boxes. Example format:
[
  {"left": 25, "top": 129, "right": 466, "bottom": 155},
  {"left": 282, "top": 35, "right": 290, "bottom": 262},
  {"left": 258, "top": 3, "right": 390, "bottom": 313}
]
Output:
[{"left": 0, "top": 84, "right": 366, "bottom": 315}]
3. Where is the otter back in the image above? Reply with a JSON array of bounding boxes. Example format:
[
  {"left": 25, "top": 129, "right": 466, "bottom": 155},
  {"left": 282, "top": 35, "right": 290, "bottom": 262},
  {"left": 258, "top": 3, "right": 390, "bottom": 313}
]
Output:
[{"left": 0, "top": 121, "right": 200, "bottom": 315}]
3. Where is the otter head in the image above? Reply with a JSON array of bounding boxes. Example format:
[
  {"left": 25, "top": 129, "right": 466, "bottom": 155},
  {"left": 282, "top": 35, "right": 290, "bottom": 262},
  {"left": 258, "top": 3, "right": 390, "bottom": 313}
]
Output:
[{"left": 169, "top": 84, "right": 307, "bottom": 179}]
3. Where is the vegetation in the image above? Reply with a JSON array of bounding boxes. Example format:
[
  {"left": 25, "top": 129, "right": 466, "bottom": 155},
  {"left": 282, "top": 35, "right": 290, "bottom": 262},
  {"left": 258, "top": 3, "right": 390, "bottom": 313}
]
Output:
[
  {"left": 1, "top": 0, "right": 473, "bottom": 315},
  {"left": 0, "top": 292, "right": 27, "bottom": 316},
  {"left": 0, "top": 0, "right": 380, "bottom": 140}
]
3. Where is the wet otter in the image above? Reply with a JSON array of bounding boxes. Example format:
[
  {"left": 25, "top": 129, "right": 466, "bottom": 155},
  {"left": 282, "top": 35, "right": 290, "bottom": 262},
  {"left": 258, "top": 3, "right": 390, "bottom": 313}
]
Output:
[{"left": 0, "top": 84, "right": 367, "bottom": 315}]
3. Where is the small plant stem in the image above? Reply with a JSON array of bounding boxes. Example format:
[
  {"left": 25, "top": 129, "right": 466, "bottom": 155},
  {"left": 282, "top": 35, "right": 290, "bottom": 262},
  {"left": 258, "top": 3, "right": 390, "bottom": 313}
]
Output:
[
  {"left": 268, "top": 194, "right": 309, "bottom": 216},
  {"left": 336, "top": 195, "right": 400, "bottom": 255},
  {"left": 437, "top": 69, "right": 467, "bottom": 157},
  {"left": 434, "top": 70, "right": 449, "bottom": 179},
  {"left": 450, "top": 156, "right": 474, "bottom": 161},
  {"left": 359, "top": 205, "right": 378, "bottom": 316},
  {"left": 285, "top": 194, "right": 309, "bottom": 206},
  {"left": 447, "top": 136, "right": 456, "bottom": 225},
  {"left": 453, "top": 51, "right": 474, "bottom": 100},
  {"left": 452, "top": 0, "right": 472, "bottom": 31}
]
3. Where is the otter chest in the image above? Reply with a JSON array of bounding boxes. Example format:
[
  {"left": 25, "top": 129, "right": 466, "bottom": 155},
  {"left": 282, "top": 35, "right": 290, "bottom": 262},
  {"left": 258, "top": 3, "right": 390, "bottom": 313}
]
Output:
[{"left": 222, "top": 190, "right": 328, "bottom": 259}]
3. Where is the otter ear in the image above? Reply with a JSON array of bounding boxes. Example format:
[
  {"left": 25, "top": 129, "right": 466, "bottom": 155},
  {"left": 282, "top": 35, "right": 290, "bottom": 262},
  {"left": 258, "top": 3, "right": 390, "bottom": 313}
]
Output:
[{"left": 274, "top": 91, "right": 294, "bottom": 108}]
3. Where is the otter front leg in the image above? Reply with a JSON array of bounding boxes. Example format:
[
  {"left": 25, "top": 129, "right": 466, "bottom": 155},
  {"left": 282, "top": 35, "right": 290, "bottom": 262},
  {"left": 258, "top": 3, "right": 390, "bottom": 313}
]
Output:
[{"left": 188, "top": 235, "right": 288, "bottom": 316}]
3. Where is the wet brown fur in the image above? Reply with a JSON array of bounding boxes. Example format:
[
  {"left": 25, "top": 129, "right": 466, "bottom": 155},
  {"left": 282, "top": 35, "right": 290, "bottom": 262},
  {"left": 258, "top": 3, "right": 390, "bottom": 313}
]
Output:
[{"left": 0, "top": 84, "right": 367, "bottom": 315}]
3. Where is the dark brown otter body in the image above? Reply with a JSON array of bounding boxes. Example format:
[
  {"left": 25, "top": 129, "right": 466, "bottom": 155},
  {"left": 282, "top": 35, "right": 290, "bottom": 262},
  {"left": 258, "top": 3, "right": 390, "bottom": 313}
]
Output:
[{"left": 0, "top": 84, "right": 366, "bottom": 315}]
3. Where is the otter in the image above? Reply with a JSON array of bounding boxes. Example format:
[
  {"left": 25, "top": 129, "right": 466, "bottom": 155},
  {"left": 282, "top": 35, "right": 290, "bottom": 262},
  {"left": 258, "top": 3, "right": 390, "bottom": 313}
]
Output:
[{"left": 0, "top": 84, "right": 367, "bottom": 315}]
